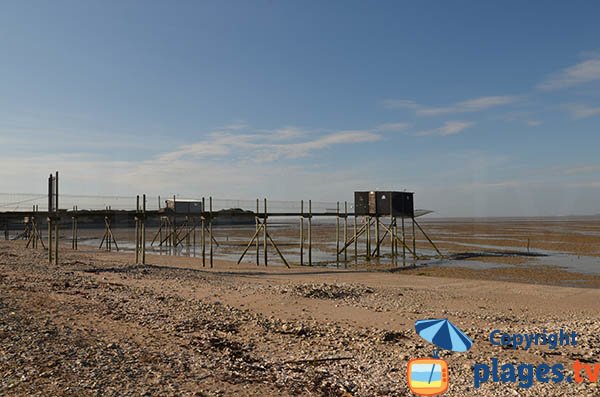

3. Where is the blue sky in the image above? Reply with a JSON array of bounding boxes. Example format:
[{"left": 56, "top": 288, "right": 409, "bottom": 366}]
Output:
[{"left": 1, "top": 1, "right": 599, "bottom": 216}]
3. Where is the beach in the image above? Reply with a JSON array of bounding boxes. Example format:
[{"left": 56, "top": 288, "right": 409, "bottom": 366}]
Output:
[{"left": 1, "top": 217, "right": 599, "bottom": 396}]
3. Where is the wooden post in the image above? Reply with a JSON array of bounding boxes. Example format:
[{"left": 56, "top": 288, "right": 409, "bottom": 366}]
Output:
[
  {"left": 74, "top": 206, "right": 78, "bottom": 250},
  {"left": 47, "top": 174, "right": 53, "bottom": 264},
  {"left": 202, "top": 197, "right": 206, "bottom": 267},
  {"left": 308, "top": 200, "right": 312, "bottom": 266},
  {"left": 390, "top": 215, "right": 394, "bottom": 259},
  {"left": 375, "top": 216, "right": 380, "bottom": 257},
  {"left": 31, "top": 206, "right": 36, "bottom": 249},
  {"left": 413, "top": 218, "right": 442, "bottom": 258},
  {"left": 142, "top": 194, "right": 146, "bottom": 264},
  {"left": 353, "top": 213, "right": 357, "bottom": 264},
  {"left": 344, "top": 201, "right": 348, "bottom": 266},
  {"left": 135, "top": 196, "right": 140, "bottom": 263},
  {"left": 54, "top": 171, "right": 59, "bottom": 266},
  {"left": 366, "top": 216, "right": 370, "bottom": 260},
  {"left": 263, "top": 198, "right": 267, "bottom": 267},
  {"left": 193, "top": 216, "right": 196, "bottom": 257},
  {"left": 300, "top": 200, "right": 304, "bottom": 266},
  {"left": 172, "top": 195, "right": 177, "bottom": 251},
  {"left": 256, "top": 198, "right": 260, "bottom": 266},
  {"left": 412, "top": 217, "right": 416, "bottom": 262},
  {"left": 392, "top": 218, "right": 397, "bottom": 259},
  {"left": 209, "top": 197, "right": 213, "bottom": 268},
  {"left": 185, "top": 216, "right": 190, "bottom": 251},
  {"left": 71, "top": 206, "right": 75, "bottom": 250},
  {"left": 402, "top": 216, "right": 406, "bottom": 264},
  {"left": 336, "top": 201, "right": 340, "bottom": 267}
]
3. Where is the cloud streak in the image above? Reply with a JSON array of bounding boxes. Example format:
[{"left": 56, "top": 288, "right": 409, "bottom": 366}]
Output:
[
  {"left": 383, "top": 96, "right": 518, "bottom": 116},
  {"left": 414, "top": 121, "right": 474, "bottom": 136},
  {"left": 562, "top": 104, "right": 600, "bottom": 119},
  {"left": 538, "top": 56, "right": 600, "bottom": 90},
  {"left": 159, "top": 129, "right": 381, "bottom": 162},
  {"left": 375, "top": 122, "right": 411, "bottom": 132}
]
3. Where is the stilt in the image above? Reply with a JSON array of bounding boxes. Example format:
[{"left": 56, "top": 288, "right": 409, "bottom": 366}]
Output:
[
  {"left": 54, "top": 172, "right": 59, "bottom": 266},
  {"left": 366, "top": 216, "right": 371, "bottom": 260},
  {"left": 202, "top": 197, "right": 206, "bottom": 267},
  {"left": 353, "top": 213, "right": 357, "bottom": 264},
  {"left": 300, "top": 200, "right": 304, "bottom": 266},
  {"left": 308, "top": 200, "right": 312, "bottom": 266},
  {"left": 209, "top": 197, "right": 213, "bottom": 268},
  {"left": 413, "top": 218, "right": 442, "bottom": 258},
  {"left": 141, "top": 195, "right": 146, "bottom": 263},
  {"left": 263, "top": 198, "right": 267, "bottom": 267},
  {"left": 375, "top": 216, "right": 380, "bottom": 257},
  {"left": 344, "top": 201, "right": 348, "bottom": 267},
  {"left": 172, "top": 195, "right": 177, "bottom": 253},
  {"left": 336, "top": 201, "right": 340, "bottom": 267},
  {"left": 256, "top": 199, "right": 260, "bottom": 266},
  {"left": 390, "top": 214, "right": 394, "bottom": 259},
  {"left": 412, "top": 217, "right": 416, "bottom": 263},
  {"left": 402, "top": 217, "right": 406, "bottom": 264},
  {"left": 135, "top": 196, "right": 140, "bottom": 263},
  {"left": 192, "top": 216, "right": 196, "bottom": 257}
]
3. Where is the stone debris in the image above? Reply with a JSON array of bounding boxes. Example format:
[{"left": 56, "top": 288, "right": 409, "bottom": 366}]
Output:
[{"left": 291, "top": 283, "right": 374, "bottom": 300}]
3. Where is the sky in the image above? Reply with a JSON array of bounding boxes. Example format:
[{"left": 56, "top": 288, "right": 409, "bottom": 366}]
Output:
[{"left": 1, "top": 1, "right": 599, "bottom": 217}]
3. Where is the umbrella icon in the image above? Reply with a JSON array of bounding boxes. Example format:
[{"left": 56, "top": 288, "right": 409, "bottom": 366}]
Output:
[{"left": 415, "top": 318, "right": 473, "bottom": 358}]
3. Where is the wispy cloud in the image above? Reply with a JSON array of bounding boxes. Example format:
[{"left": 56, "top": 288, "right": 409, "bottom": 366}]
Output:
[
  {"left": 375, "top": 122, "right": 411, "bottom": 132},
  {"left": 381, "top": 99, "right": 420, "bottom": 110},
  {"left": 219, "top": 122, "right": 248, "bottom": 130},
  {"left": 562, "top": 164, "right": 600, "bottom": 175},
  {"left": 383, "top": 96, "right": 517, "bottom": 116},
  {"left": 159, "top": 129, "right": 381, "bottom": 162},
  {"left": 538, "top": 56, "right": 600, "bottom": 90},
  {"left": 414, "top": 121, "right": 474, "bottom": 137},
  {"left": 562, "top": 103, "right": 600, "bottom": 119}
]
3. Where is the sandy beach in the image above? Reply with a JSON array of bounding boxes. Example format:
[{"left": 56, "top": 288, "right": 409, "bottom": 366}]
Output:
[{"left": 1, "top": 217, "right": 599, "bottom": 396}]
